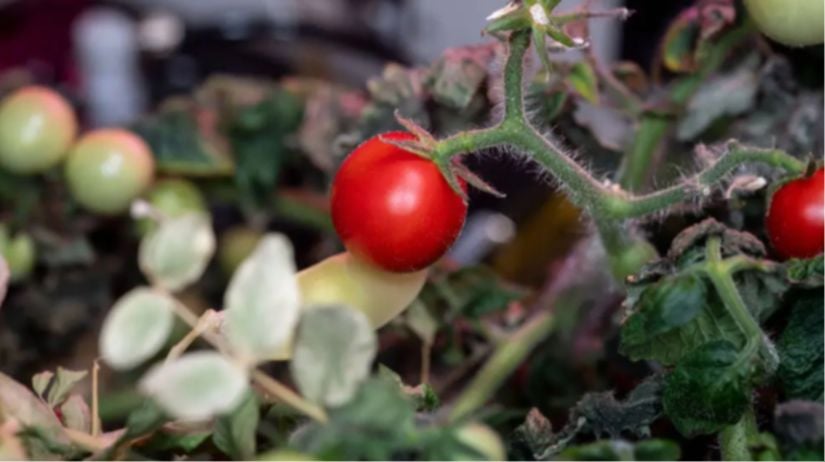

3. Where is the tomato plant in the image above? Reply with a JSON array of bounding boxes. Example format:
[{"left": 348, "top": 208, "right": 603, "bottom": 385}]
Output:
[
  {"left": 331, "top": 132, "right": 468, "bottom": 272},
  {"left": 0, "top": 86, "right": 77, "bottom": 174},
  {"left": 64, "top": 129, "right": 156, "bottom": 214},
  {"left": 766, "top": 167, "right": 825, "bottom": 259},
  {"left": 137, "top": 178, "right": 206, "bottom": 234}
]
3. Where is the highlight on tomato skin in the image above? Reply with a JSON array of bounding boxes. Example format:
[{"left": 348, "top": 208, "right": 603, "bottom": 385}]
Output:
[
  {"left": 330, "top": 131, "right": 468, "bottom": 273},
  {"left": 765, "top": 167, "right": 825, "bottom": 260}
]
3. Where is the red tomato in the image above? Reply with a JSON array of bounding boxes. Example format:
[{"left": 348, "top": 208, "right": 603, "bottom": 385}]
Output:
[
  {"left": 766, "top": 167, "right": 824, "bottom": 259},
  {"left": 331, "top": 132, "right": 468, "bottom": 272}
]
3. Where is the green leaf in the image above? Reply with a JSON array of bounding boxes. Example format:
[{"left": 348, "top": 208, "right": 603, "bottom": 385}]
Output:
[
  {"left": 417, "top": 265, "right": 527, "bottom": 320},
  {"left": 621, "top": 276, "right": 744, "bottom": 365},
  {"left": 290, "top": 306, "right": 377, "bottom": 407},
  {"left": 677, "top": 56, "right": 759, "bottom": 140},
  {"left": 571, "top": 374, "right": 664, "bottom": 439},
  {"left": 223, "top": 234, "right": 300, "bottom": 362},
  {"left": 623, "top": 274, "right": 707, "bottom": 339},
  {"left": 31, "top": 371, "right": 54, "bottom": 401},
  {"left": 558, "top": 439, "right": 635, "bottom": 461},
  {"left": 139, "top": 212, "right": 216, "bottom": 292},
  {"left": 405, "top": 301, "right": 438, "bottom": 345},
  {"left": 634, "top": 439, "right": 682, "bottom": 461},
  {"left": 289, "top": 377, "right": 417, "bottom": 460},
  {"left": 59, "top": 394, "right": 91, "bottom": 433},
  {"left": 141, "top": 430, "right": 211, "bottom": 454},
  {"left": 777, "top": 291, "right": 824, "bottom": 401},
  {"left": 663, "top": 340, "right": 750, "bottom": 437},
  {"left": 567, "top": 61, "right": 599, "bottom": 104},
  {"left": 229, "top": 90, "right": 303, "bottom": 205},
  {"left": 784, "top": 256, "right": 824, "bottom": 288},
  {"left": 213, "top": 391, "right": 259, "bottom": 460},
  {"left": 47, "top": 367, "right": 88, "bottom": 407},
  {"left": 425, "top": 54, "right": 488, "bottom": 110},
  {"left": 140, "top": 352, "right": 249, "bottom": 421},
  {"left": 0, "top": 373, "right": 70, "bottom": 446},
  {"left": 661, "top": 10, "right": 699, "bottom": 73},
  {"left": 132, "top": 108, "right": 234, "bottom": 176},
  {"left": 99, "top": 287, "right": 176, "bottom": 370},
  {"left": 97, "top": 400, "right": 168, "bottom": 460}
]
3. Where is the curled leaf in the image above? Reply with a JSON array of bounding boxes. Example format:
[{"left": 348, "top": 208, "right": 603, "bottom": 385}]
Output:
[{"left": 139, "top": 212, "right": 215, "bottom": 292}]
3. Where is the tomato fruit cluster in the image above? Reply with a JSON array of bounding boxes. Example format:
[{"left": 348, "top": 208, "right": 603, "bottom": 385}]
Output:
[
  {"left": 64, "top": 129, "right": 155, "bottom": 214},
  {"left": 766, "top": 167, "right": 824, "bottom": 259},
  {"left": 331, "top": 132, "right": 468, "bottom": 272},
  {"left": 0, "top": 87, "right": 77, "bottom": 174}
]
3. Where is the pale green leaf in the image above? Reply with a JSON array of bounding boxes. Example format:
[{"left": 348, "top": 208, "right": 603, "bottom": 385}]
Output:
[
  {"left": 48, "top": 367, "right": 88, "bottom": 407},
  {"left": 213, "top": 391, "right": 258, "bottom": 460},
  {"left": 100, "top": 287, "right": 176, "bottom": 370},
  {"left": 59, "top": 394, "right": 91, "bottom": 433},
  {"left": 31, "top": 371, "right": 54, "bottom": 401},
  {"left": 139, "top": 212, "right": 215, "bottom": 292},
  {"left": 291, "top": 306, "right": 377, "bottom": 407},
  {"left": 140, "top": 352, "right": 248, "bottom": 421},
  {"left": 0, "top": 372, "right": 70, "bottom": 446},
  {"left": 223, "top": 234, "right": 300, "bottom": 362}
]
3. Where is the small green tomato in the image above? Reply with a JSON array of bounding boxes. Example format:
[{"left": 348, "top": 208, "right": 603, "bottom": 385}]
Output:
[
  {"left": 454, "top": 422, "right": 507, "bottom": 461},
  {"left": 137, "top": 178, "right": 206, "bottom": 234},
  {"left": 0, "top": 86, "right": 77, "bottom": 174},
  {"left": 744, "top": 0, "right": 824, "bottom": 46},
  {"left": 0, "top": 226, "right": 36, "bottom": 282},
  {"left": 64, "top": 129, "right": 155, "bottom": 214},
  {"left": 218, "top": 226, "right": 264, "bottom": 275}
]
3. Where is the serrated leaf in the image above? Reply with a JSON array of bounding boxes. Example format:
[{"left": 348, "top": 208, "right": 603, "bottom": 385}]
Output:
[
  {"left": 663, "top": 340, "right": 750, "bottom": 436},
  {"left": 59, "top": 394, "right": 91, "bottom": 433},
  {"left": 223, "top": 234, "right": 300, "bottom": 362},
  {"left": 0, "top": 372, "right": 70, "bottom": 447},
  {"left": 291, "top": 306, "right": 377, "bottom": 408},
  {"left": 777, "top": 291, "right": 824, "bottom": 401},
  {"left": 47, "top": 367, "right": 87, "bottom": 407},
  {"left": 405, "top": 301, "right": 438, "bottom": 345},
  {"left": 571, "top": 374, "right": 664, "bottom": 439},
  {"left": 567, "top": 61, "right": 599, "bottom": 104},
  {"left": 139, "top": 213, "right": 215, "bottom": 292},
  {"left": 213, "top": 391, "right": 258, "bottom": 460},
  {"left": 784, "top": 256, "right": 824, "bottom": 288},
  {"left": 140, "top": 352, "right": 248, "bottom": 421},
  {"left": 624, "top": 274, "right": 707, "bottom": 339},
  {"left": 133, "top": 109, "right": 234, "bottom": 176},
  {"left": 31, "top": 371, "right": 54, "bottom": 401},
  {"left": 426, "top": 55, "right": 487, "bottom": 110},
  {"left": 677, "top": 57, "right": 759, "bottom": 140},
  {"left": 100, "top": 287, "right": 176, "bottom": 370}
]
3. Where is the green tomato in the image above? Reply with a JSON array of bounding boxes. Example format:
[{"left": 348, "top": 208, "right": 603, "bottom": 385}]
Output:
[
  {"left": 454, "top": 422, "right": 507, "bottom": 461},
  {"left": 64, "top": 129, "right": 155, "bottom": 214},
  {"left": 0, "top": 226, "right": 36, "bottom": 282},
  {"left": 0, "top": 86, "right": 77, "bottom": 174},
  {"left": 270, "top": 251, "right": 428, "bottom": 360},
  {"left": 744, "top": 0, "right": 824, "bottom": 46},
  {"left": 137, "top": 178, "right": 206, "bottom": 234},
  {"left": 218, "top": 226, "right": 264, "bottom": 275}
]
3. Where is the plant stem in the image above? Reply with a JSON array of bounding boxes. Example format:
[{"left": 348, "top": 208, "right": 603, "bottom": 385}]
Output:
[
  {"left": 719, "top": 406, "right": 758, "bottom": 461},
  {"left": 166, "top": 295, "right": 328, "bottom": 423},
  {"left": 618, "top": 115, "right": 670, "bottom": 191},
  {"left": 704, "top": 237, "right": 762, "bottom": 341},
  {"left": 503, "top": 31, "right": 530, "bottom": 121},
  {"left": 448, "top": 309, "right": 555, "bottom": 422}
]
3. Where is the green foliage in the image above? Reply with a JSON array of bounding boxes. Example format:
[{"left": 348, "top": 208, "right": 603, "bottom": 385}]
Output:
[
  {"left": 777, "top": 291, "right": 824, "bottom": 401},
  {"left": 213, "top": 391, "right": 259, "bottom": 460},
  {"left": 417, "top": 265, "right": 528, "bottom": 320},
  {"left": 662, "top": 340, "right": 751, "bottom": 437},
  {"left": 229, "top": 90, "right": 303, "bottom": 205},
  {"left": 557, "top": 438, "right": 681, "bottom": 461},
  {"left": 291, "top": 306, "right": 377, "bottom": 408},
  {"left": 133, "top": 109, "right": 234, "bottom": 176}
]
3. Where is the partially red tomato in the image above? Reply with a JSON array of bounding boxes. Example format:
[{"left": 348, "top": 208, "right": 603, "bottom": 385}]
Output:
[
  {"left": 331, "top": 132, "right": 468, "bottom": 272},
  {"left": 766, "top": 167, "right": 824, "bottom": 259}
]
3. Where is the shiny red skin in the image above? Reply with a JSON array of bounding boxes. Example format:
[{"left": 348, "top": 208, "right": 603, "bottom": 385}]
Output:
[
  {"left": 766, "top": 168, "right": 825, "bottom": 259},
  {"left": 331, "top": 132, "right": 468, "bottom": 272}
]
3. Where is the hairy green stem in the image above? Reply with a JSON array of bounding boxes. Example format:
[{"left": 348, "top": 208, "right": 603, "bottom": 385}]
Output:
[
  {"left": 704, "top": 238, "right": 762, "bottom": 341},
  {"left": 448, "top": 309, "right": 555, "bottom": 422}
]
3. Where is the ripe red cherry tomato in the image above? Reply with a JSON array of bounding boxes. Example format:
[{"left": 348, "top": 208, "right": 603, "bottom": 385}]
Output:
[
  {"left": 766, "top": 167, "right": 824, "bottom": 259},
  {"left": 331, "top": 132, "right": 468, "bottom": 272}
]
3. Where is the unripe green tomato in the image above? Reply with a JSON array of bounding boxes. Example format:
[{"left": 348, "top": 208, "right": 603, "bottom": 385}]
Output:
[
  {"left": 137, "top": 179, "right": 206, "bottom": 235},
  {"left": 609, "top": 239, "right": 658, "bottom": 280},
  {"left": 0, "top": 86, "right": 77, "bottom": 174},
  {"left": 454, "top": 422, "right": 506, "bottom": 461},
  {"left": 744, "top": 0, "right": 824, "bottom": 46},
  {"left": 270, "top": 251, "right": 428, "bottom": 360},
  {"left": 0, "top": 226, "right": 36, "bottom": 282},
  {"left": 218, "top": 227, "right": 264, "bottom": 275},
  {"left": 64, "top": 129, "right": 155, "bottom": 214}
]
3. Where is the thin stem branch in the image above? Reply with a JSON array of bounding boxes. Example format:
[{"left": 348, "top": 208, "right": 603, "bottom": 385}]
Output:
[
  {"left": 165, "top": 295, "right": 328, "bottom": 423},
  {"left": 719, "top": 406, "right": 757, "bottom": 461},
  {"left": 503, "top": 31, "right": 530, "bottom": 121},
  {"left": 91, "top": 360, "right": 101, "bottom": 437},
  {"left": 448, "top": 309, "right": 555, "bottom": 422}
]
